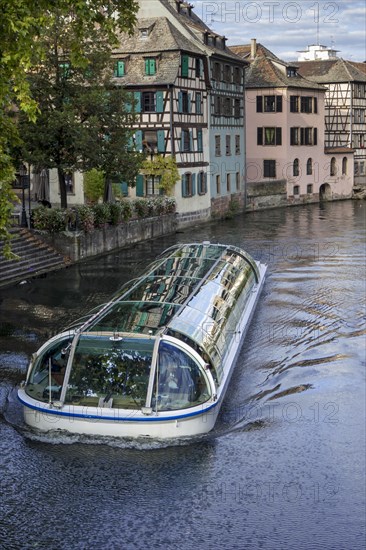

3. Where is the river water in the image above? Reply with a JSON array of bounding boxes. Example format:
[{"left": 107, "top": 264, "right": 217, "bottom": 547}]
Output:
[{"left": 0, "top": 200, "right": 365, "bottom": 550}]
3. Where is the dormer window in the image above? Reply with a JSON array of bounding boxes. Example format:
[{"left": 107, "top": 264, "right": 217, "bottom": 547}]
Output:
[
  {"left": 287, "top": 67, "right": 297, "bottom": 77},
  {"left": 140, "top": 28, "right": 149, "bottom": 39},
  {"left": 145, "top": 58, "right": 157, "bottom": 76},
  {"left": 114, "top": 60, "right": 125, "bottom": 78}
]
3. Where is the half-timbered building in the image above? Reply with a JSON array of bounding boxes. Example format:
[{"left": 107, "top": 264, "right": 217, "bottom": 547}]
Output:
[
  {"left": 297, "top": 48, "right": 366, "bottom": 188},
  {"left": 113, "top": 0, "right": 246, "bottom": 224}
]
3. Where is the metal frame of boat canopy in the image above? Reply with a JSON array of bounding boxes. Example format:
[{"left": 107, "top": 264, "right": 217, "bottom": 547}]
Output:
[{"left": 18, "top": 242, "right": 267, "bottom": 439}]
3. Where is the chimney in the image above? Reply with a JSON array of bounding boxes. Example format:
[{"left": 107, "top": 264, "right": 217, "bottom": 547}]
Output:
[{"left": 251, "top": 38, "right": 257, "bottom": 59}]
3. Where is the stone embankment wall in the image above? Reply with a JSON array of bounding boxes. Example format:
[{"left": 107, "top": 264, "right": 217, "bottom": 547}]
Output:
[{"left": 39, "top": 214, "right": 177, "bottom": 262}]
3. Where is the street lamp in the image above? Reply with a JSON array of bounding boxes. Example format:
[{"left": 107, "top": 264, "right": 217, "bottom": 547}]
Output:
[{"left": 19, "top": 163, "right": 28, "bottom": 227}]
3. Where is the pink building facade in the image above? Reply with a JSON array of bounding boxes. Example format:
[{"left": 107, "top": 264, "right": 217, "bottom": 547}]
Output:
[{"left": 232, "top": 42, "right": 354, "bottom": 209}]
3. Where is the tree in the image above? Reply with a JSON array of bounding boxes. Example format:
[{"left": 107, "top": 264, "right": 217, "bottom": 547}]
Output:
[{"left": 0, "top": 0, "right": 138, "bottom": 257}]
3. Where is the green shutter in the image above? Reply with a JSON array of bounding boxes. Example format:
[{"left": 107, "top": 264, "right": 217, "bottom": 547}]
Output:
[
  {"left": 178, "top": 92, "right": 183, "bottom": 113},
  {"left": 145, "top": 58, "right": 156, "bottom": 75},
  {"left": 114, "top": 60, "right": 125, "bottom": 77},
  {"left": 121, "top": 182, "right": 128, "bottom": 196},
  {"left": 181, "top": 55, "right": 189, "bottom": 77},
  {"left": 134, "top": 92, "right": 141, "bottom": 113},
  {"left": 135, "top": 130, "right": 143, "bottom": 151},
  {"left": 157, "top": 130, "right": 165, "bottom": 152},
  {"left": 136, "top": 174, "right": 144, "bottom": 197},
  {"left": 197, "top": 129, "right": 203, "bottom": 152},
  {"left": 156, "top": 91, "right": 164, "bottom": 113},
  {"left": 181, "top": 174, "right": 187, "bottom": 197}
]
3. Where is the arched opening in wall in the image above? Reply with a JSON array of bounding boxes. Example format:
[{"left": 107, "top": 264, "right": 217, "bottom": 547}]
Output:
[
  {"left": 319, "top": 183, "right": 331, "bottom": 201},
  {"left": 330, "top": 157, "right": 337, "bottom": 176},
  {"left": 342, "top": 157, "right": 348, "bottom": 175}
]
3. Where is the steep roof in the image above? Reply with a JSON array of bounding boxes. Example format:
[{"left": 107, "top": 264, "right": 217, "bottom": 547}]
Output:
[
  {"left": 230, "top": 42, "right": 325, "bottom": 90},
  {"left": 297, "top": 58, "right": 366, "bottom": 83}
]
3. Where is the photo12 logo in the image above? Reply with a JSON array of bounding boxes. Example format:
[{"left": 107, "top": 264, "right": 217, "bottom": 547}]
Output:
[{"left": 200, "top": 1, "right": 340, "bottom": 25}]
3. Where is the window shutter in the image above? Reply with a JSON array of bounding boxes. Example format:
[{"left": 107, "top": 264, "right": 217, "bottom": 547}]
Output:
[
  {"left": 276, "top": 127, "right": 282, "bottom": 145},
  {"left": 256, "top": 96, "right": 263, "bottom": 112},
  {"left": 197, "top": 129, "right": 203, "bottom": 152},
  {"left": 314, "top": 128, "right": 318, "bottom": 145},
  {"left": 120, "top": 182, "right": 128, "bottom": 196},
  {"left": 181, "top": 55, "right": 189, "bottom": 77},
  {"left": 181, "top": 174, "right": 187, "bottom": 197},
  {"left": 189, "top": 130, "right": 193, "bottom": 152},
  {"left": 134, "top": 92, "right": 141, "bottom": 113},
  {"left": 145, "top": 59, "right": 149, "bottom": 74},
  {"left": 188, "top": 93, "right": 192, "bottom": 113},
  {"left": 150, "top": 59, "right": 156, "bottom": 74},
  {"left": 178, "top": 92, "right": 183, "bottom": 113},
  {"left": 157, "top": 130, "right": 165, "bottom": 152},
  {"left": 314, "top": 97, "right": 318, "bottom": 113},
  {"left": 300, "top": 128, "right": 305, "bottom": 145},
  {"left": 180, "top": 131, "right": 184, "bottom": 152},
  {"left": 192, "top": 173, "right": 196, "bottom": 196},
  {"left": 136, "top": 174, "right": 144, "bottom": 197},
  {"left": 196, "top": 92, "right": 202, "bottom": 114},
  {"left": 257, "top": 127, "right": 263, "bottom": 145},
  {"left": 156, "top": 91, "right": 164, "bottom": 113},
  {"left": 135, "top": 130, "right": 143, "bottom": 151},
  {"left": 276, "top": 96, "right": 282, "bottom": 112}
]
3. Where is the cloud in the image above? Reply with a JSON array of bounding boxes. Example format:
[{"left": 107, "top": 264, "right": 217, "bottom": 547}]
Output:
[{"left": 193, "top": 0, "right": 366, "bottom": 61}]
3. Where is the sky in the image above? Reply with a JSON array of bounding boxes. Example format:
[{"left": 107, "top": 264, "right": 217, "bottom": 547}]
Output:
[{"left": 192, "top": 0, "right": 366, "bottom": 62}]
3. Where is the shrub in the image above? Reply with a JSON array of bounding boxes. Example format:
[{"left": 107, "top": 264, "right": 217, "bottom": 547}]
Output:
[
  {"left": 133, "top": 199, "right": 149, "bottom": 218},
  {"left": 32, "top": 207, "right": 66, "bottom": 233},
  {"left": 109, "top": 202, "right": 122, "bottom": 225},
  {"left": 75, "top": 205, "right": 95, "bottom": 232},
  {"left": 93, "top": 202, "right": 111, "bottom": 227},
  {"left": 83, "top": 169, "right": 105, "bottom": 203},
  {"left": 120, "top": 200, "right": 133, "bottom": 222}
]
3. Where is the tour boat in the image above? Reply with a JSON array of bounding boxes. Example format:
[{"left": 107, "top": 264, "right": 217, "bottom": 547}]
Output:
[{"left": 18, "top": 242, "right": 267, "bottom": 439}]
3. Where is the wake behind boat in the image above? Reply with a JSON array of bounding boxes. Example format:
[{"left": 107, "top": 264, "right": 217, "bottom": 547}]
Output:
[{"left": 18, "top": 242, "right": 266, "bottom": 439}]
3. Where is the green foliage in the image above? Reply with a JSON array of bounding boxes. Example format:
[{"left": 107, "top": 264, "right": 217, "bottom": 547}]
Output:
[
  {"left": 83, "top": 169, "right": 105, "bottom": 203},
  {"left": 32, "top": 207, "right": 66, "bottom": 233},
  {"left": 93, "top": 203, "right": 111, "bottom": 227},
  {"left": 75, "top": 205, "right": 95, "bottom": 233},
  {"left": 141, "top": 156, "right": 180, "bottom": 195},
  {"left": 0, "top": 0, "right": 139, "bottom": 242}
]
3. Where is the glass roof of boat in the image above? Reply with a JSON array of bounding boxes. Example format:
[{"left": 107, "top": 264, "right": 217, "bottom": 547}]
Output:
[{"left": 81, "top": 243, "right": 259, "bottom": 372}]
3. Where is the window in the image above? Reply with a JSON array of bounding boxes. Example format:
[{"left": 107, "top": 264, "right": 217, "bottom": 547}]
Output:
[
  {"left": 301, "top": 96, "right": 313, "bottom": 113},
  {"left": 215, "top": 135, "right": 221, "bottom": 156},
  {"left": 236, "top": 172, "right": 240, "bottom": 190},
  {"left": 330, "top": 157, "right": 337, "bottom": 176},
  {"left": 290, "top": 127, "right": 317, "bottom": 145},
  {"left": 213, "top": 62, "right": 221, "bottom": 80},
  {"left": 196, "top": 92, "right": 202, "bottom": 114},
  {"left": 293, "top": 185, "right": 300, "bottom": 195},
  {"left": 263, "top": 160, "right": 276, "bottom": 178},
  {"left": 234, "top": 98, "right": 241, "bottom": 118},
  {"left": 142, "top": 92, "right": 156, "bottom": 112},
  {"left": 223, "top": 97, "right": 232, "bottom": 117},
  {"left": 216, "top": 174, "right": 221, "bottom": 194},
  {"left": 214, "top": 95, "right": 221, "bottom": 115},
  {"left": 226, "top": 135, "right": 231, "bottom": 156},
  {"left": 196, "top": 58, "right": 203, "bottom": 78},
  {"left": 182, "top": 173, "right": 193, "bottom": 197},
  {"left": 287, "top": 67, "right": 297, "bottom": 77},
  {"left": 224, "top": 64, "right": 231, "bottom": 82},
  {"left": 235, "top": 135, "right": 240, "bottom": 155},
  {"left": 65, "top": 174, "right": 74, "bottom": 194},
  {"left": 146, "top": 175, "right": 161, "bottom": 195},
  {"left": 226, "top": 173, "right": 231, "bottom": 192},
  {"left": 354, "top": 161, "right": 359, "bottom": 176},
  {"left": 290, "top": 96, "right": 299, "bottom": 113},
  {"left": 181, "top": 129, "right": 191, "bottom": 152},
  {"left": 179, "top": 91, "right": 191, "bottom": 113},
  {"left": 293, "top": 158, "right": 299, "bottom": 177},
  {"left": 257, "top": 96, "right": 282, "bottom": 113},
  {"left": 257, "top": 127, "right": 282, "bottom": 146},
  {"left": 142, "top": 130, "right": 165, "bottom": 154},
  {"left": 306, "top": 158, "right": 313, "bottom": 175},
  {"left": 307, "top": 184, "right": 313, "bottom": 194},
  {"left": 342, "top": 157, "right": 348, "bottom": 175},
  {"left": 145, "top": 58, "right": 156, "bottom": 75},
  {"left": 360, "top": 162, "right": 365, "bottom": 174},
  {"left": 181, "top": 54, "right": 189, "bottom": 77},
  {"left": 233, "top": 67, "right": 242, "bottom": 85},
  {"left": 197, "top": 172, "right": 207, "bottom": 195},
  {"left": 290, "top": 127, "right": 299, "bottom": 145},
  {"left": 114, "top": 60, "right": 125, "bottom": 77}
]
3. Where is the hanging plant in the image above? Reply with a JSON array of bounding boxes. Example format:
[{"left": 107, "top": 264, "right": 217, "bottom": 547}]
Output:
[{"left": 141, "top": 155, "right": 180, "bottom": 195}]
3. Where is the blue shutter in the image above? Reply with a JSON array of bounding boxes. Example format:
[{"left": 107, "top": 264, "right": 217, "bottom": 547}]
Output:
[
  {"left": 181, "top": 174, "right": 187, "bottom": 197},
  {"left": 157, "top": 130, "right": 165, "bottom": 153},
  {"left": 156, "top": 91, "right": 164, "bottom": 113},
  {"left": 189, "top": 130, "right": 193, "bottom": 152},
  {"left": 181, "top": 55, "right": 189, "bottom": 77},
  {"left": 134, "top": 92, "right": 141, "bottom": 113},
  {"left": 196, "top": 92, "right": 201, "bottom": 114},
  {"left": 180, "top": 131, "right": 184, "bottom": 152},
  {"left": 188, "top": 93, "right": 192, "bottom": 113},
  {"left": 197, "top": 129, "right": 203, "bottom": 152},
  {"left": 178, "top": 92, "right": 183, "bottom": 113},
  {"left": 136, "top": 174, "right": 144, "bottom": 197},
  {"left": 121, "top": 182, "right": 128, "bottom": 196},
  {"left": 135, "top": 130, "right": 143, "bottom": 151},
  {"left": 192, "top": 173, "right": 196, "bottom": 196}
]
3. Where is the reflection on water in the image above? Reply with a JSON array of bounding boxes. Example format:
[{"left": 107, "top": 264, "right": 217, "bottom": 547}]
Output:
[{"left": 0, "top": 201, "right": 365, "bottom": 550}]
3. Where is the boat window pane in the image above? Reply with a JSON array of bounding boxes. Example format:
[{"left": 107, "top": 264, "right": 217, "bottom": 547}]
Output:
[
  {"left": 64, "top": 336, "right": 154, "bottom": 409},
  {"left": 25, "top": 336, "right": 72, "bottom": 403},
  {"left": 87, "top": 302, "right": 180, "bottom": 335},
  {"left": 152, "top": 340, "right": 211, "bottom": 411},
  {"left": 127, "top": 275, "right": 199, "bottom": 305}
]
